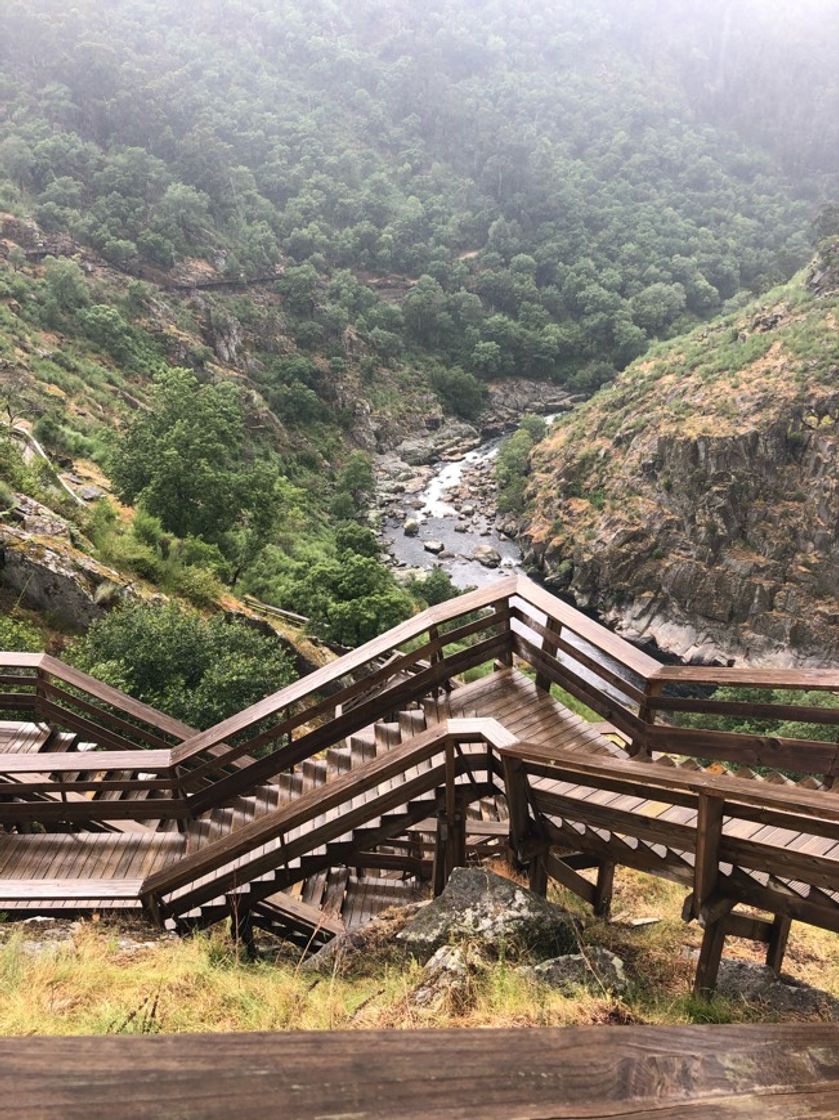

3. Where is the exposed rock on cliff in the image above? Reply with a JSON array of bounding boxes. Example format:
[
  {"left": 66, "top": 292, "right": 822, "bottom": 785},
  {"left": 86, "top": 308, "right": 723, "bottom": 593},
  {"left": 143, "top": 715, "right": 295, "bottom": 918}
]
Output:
[
  {"left": 0, "top": 502, "right": 138, "bottom": 630},
  {"left": 520, "top": 244, "right": 839, "bottom": 667}
]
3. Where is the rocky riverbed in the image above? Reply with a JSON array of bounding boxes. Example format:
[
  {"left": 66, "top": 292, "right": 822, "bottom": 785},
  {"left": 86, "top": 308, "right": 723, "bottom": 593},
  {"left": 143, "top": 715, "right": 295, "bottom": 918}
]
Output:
[{"left": 373, "top": 396, "right": 572, "bottom": 590}]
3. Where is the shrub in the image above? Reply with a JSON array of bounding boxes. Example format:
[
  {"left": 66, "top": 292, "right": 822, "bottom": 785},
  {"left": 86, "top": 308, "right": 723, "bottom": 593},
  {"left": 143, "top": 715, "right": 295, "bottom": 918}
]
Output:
[{"left": 70, "top": 602, "right": 295, "bottom": 728}]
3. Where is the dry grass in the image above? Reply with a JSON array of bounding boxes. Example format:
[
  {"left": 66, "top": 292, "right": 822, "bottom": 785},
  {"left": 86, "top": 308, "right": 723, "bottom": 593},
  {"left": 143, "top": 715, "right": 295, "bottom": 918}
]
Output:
[{"left": 0, "top": 867, "right": 835, "bottom": 1036}]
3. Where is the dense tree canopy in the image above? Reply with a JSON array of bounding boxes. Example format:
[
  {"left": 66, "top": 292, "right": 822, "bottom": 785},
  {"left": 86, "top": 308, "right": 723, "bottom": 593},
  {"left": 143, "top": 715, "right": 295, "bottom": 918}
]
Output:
[{"left": 1, "top": 0, "right": 835, "bottom": 392}]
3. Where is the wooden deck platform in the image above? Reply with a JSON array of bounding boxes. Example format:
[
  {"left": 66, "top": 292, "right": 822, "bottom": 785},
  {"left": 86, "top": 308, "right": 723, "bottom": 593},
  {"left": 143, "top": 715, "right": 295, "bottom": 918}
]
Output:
[{"left": 4, "top": 1025, "right": 838, "bottom": 1119}]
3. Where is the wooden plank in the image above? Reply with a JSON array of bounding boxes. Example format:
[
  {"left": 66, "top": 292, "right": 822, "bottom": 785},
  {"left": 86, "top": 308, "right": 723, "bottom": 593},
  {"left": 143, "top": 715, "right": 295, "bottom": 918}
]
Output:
[
  {"left": 512, "top": 607, "right": 646, "bottom": 703},
  {"left": 3, "top": 1024, "right": 839, "bottom": 1119},
  {"left": 649, "top": 694, "right": 839, "bottom": 727},
  {"left": 0, "top": 878, "right": 144, "bottom": 901},
  {"left": 511, "top": 634, "right": 647, "bottom": 741},
  {"left": 513, "top": 575, "right": 662, "bottom": 678},
  {"left": 38, "top": 656, "right": 196, "bottom": 740},
  {"left": 0, "top": 750, "right": 172, "bottom": 773},
  {"left": 652, "top": 664, "right": 839, "bottom": 691},
  {"left": 694, "top": 795, "right": 724, "bottom": 916}
]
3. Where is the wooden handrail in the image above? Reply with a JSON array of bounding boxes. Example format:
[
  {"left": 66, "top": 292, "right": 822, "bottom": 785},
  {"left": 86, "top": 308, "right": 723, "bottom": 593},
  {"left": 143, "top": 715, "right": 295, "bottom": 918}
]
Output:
[
  {"left": 170, "top": 578, "right": 519, "bottom": 765},
  {"left": 651, "top": 664, "right": 839, "bottom": 690},
  {"left": 2, "top": 574, "right": 838, "bottom": 814},
  {"left": 500, "top": 743, "right": 839, "bottom": 824},
  {"left": 37, "top": 655, "right": 196, "bottom": 742}
]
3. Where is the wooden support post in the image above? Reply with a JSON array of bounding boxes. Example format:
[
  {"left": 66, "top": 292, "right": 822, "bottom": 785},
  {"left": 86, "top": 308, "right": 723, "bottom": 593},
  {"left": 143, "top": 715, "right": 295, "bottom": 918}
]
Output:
[
  {"left": 631, "top": 680, "right": 661, "bottom": 759},
  {"left": 497, "top": 599, "right": 513, "bottom": 668},
  {"left": 446, "top": 794, "right": 467, "bottom": 880},
  {"left": 528, "top": 852, "right": 548, "bottom": 897},
  {"left": 534, "top": 616, "right": 561, "bottom": 693},
  {"left": 544, "top": 850, "right": 595, "bottom": 906},
  {"left": 692, "top": 794, "right": 725, "bottom": 919},
  {"left": 141, "top": 891, "right": 164, "bottom": 930},
  {"left": 432, "top": 805, "right": 447, "bottom": 897},
  {"left": 593, "top": 860, "right": 615, "bottom": 919},
  {"left": 694, "top": 898, "right": 734, "bottom": 997},
  {"left": 766, "top": 914, "right": 792, "bottom": 974},
  {"left": 501, "top": 754, "right": 532, "bottom": 858}
]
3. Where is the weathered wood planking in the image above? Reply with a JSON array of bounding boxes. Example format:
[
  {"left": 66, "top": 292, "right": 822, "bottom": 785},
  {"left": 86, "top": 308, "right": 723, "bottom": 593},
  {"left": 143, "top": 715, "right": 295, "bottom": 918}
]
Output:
[{"left": 2, "top": 1025, "right": 839, "bottom": 1119}]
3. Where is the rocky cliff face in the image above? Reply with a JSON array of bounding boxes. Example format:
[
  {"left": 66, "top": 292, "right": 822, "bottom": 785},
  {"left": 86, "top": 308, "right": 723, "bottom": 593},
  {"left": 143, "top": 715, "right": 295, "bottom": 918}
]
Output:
[{"left": 520, "top": 243, "right": 839, "bottom": 667}]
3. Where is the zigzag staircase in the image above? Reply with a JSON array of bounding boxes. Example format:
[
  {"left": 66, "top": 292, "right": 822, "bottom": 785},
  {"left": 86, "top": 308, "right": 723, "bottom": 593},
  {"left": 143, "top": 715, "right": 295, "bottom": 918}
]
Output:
[{"left": 0, "top": 576, "right": 837, "bottom": 988}]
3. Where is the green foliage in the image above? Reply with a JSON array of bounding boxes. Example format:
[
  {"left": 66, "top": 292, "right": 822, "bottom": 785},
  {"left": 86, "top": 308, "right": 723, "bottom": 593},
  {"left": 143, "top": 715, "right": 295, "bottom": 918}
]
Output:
[
  {"left": 0, "top": 0, "right": 831, "bottom": 391},
  {"left": 429, "top": 365, "right": 484, "bottom": 420},
  {"left": 0, "top": 614, "right": 42, "bottom": 652},
  {"left": 108, "top": 368, "right": 284, "bottom": 562},
  {"left": 677, "top": 687, "right": 839, "bottom": 747},
  {"left": 70, "top": 602, "right": 295, "bottom": 729},
  {"left": 407, "top": 566, "right": 465, "bottom": 608},
  {"left": 495, "top": 414, "right": 547, "bottom": 513},
  {"left": 293, "top": 553, "right": 415, "bottom": 647},
  {"left": 336, "top": 451, "right": 375, "bottom": 511}
]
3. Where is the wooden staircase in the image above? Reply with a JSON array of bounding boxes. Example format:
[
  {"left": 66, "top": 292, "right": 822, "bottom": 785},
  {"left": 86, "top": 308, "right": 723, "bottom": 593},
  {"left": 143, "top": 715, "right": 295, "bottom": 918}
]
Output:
[{"left": 0, "top": 575, "right": 836, "bottom": 990}]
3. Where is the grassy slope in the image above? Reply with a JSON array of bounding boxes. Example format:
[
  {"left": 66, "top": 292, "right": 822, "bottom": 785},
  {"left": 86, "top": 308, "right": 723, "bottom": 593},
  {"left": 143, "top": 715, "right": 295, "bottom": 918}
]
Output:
[{"left": 1, "top": 867, "right": 835, "bottom": 1035}]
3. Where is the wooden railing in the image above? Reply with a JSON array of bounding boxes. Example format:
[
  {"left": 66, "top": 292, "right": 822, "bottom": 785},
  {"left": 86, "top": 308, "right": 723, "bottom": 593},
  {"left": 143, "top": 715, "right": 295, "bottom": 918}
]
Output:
[
  {"left": 501, "top": 740, "right": 839, "bottom": 988},
  {"left": 0, "top": 652, "right": 195, "bottom": 751},
  {"left": 1, "top": 575, "right": 837, "bottom": 823}
]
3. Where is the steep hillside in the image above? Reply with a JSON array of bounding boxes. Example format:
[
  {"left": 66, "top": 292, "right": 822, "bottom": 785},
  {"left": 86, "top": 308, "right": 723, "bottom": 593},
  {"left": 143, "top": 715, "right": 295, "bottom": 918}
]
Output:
[
  {"left": 521, "top": 240, "right": 839, "bottom": 667},
  {"left": 1, "top": 0, "right": 835, "bottom": 396}
]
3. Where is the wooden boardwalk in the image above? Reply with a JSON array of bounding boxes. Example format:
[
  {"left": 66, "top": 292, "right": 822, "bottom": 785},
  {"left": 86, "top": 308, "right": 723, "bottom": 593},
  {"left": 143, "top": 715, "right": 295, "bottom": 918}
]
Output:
[
  {"left": 4, "top": 1025, "right": 839, "bottom": 1118},
  {"left": 0, "top": 576, "right": 836, "bottom": 988}
]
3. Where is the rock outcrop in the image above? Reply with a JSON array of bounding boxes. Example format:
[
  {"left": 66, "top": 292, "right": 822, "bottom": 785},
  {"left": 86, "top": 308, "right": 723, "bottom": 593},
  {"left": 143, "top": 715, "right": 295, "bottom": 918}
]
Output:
[
  {"left": 523, "top": 947, "right": 627, "bottom": 994},
  {"left": 0, "top": 505, "right": 138, "bottom": 629},
  {"left": 521, "top": 243, "right": 839, "bottom": 667},
  {"left": 716, "top": 960, "right": 839, "bottom": 1019},
  {"left": 396, "top": 867, "right": 579, "bottom": 962}
]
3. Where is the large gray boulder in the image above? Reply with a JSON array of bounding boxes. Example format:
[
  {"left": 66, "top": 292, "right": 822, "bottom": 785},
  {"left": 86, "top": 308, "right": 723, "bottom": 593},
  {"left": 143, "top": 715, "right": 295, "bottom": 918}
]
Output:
[
  {"left": 397, "top": 867, "right": 579, "bottom": 962},
  {"left": 524, "top": 946, "right": 627, "bottom": 994},
  {"left": 716, "top": 960, "right": 839, "bottom": 1019},
  {"left": 472, "top": 544, "right": 502, "bottom": 568}
]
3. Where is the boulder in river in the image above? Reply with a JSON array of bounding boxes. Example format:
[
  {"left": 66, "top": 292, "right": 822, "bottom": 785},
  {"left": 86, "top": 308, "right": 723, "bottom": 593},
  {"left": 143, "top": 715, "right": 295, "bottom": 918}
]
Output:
[
  {"left": 424, "top": 539, "right": 445, "bottom": 555},
  {"left": 403, "top": 518, "right": 420, "bottom": 537},
  {"left": 473, "top": 544, "right": 502, "bottom": 568}
]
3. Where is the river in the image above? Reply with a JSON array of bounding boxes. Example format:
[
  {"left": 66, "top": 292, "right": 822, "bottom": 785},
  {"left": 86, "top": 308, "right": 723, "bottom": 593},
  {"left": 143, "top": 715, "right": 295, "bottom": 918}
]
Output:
[
  {"left": 378, "top": 421, "right": 652, "bottom": 701},
  {"left": 380, "top": 435, "right": 523, "bottom": 590}
]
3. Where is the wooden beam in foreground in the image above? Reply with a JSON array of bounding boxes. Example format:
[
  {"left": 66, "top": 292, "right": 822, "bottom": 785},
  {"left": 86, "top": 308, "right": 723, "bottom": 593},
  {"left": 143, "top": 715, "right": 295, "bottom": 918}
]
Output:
[{"left": 3, "top": 1025, "right": 839, "bottom": 1119}]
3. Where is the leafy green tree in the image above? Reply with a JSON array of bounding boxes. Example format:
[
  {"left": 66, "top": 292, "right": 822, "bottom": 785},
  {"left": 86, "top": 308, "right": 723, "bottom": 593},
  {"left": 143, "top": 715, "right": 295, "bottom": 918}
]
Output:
[
  {"left": 429, "top": 365, "right": 484, "bottom": 420},
  {"left": 337, "top": 451, "right": 375, "bottom": 511},
  {"left": 43, "top": 257, "right": 89, "bottom": 311},
  {"left": 70, "top": 602, "right": 295, "bottom": 729},
  {"left": 295, "top": 554, "right": 413, "bottom": 647},
  {"left": 109, "top": 368, "right": 282, "bottom": 554}
]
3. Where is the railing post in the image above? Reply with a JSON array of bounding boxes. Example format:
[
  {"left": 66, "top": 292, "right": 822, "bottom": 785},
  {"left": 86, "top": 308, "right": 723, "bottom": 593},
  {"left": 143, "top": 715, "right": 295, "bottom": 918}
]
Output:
[
  {"left": 631, "top": 679, "right": 661, "bottom": 759},
  {"left": 693, "top": 794, "right": 725, "bottom": 919},
  {"left": 35, "top": 665, "right": 48, "bottom": 724},
  {"left": 534, "top": 616, "right": 561, "bottom": 693},
  {"left": 498, "top": 599, "right": 513, "bottom": 669}
]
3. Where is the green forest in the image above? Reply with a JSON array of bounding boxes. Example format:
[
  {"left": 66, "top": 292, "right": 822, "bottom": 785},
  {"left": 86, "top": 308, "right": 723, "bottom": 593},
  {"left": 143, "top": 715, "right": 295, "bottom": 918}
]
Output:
[
  {"left": 2, "top": 0, "right": 837, "bottom": 388},
  {"left": 1, "top": 0, "right": 837, "bottom": 711}
]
